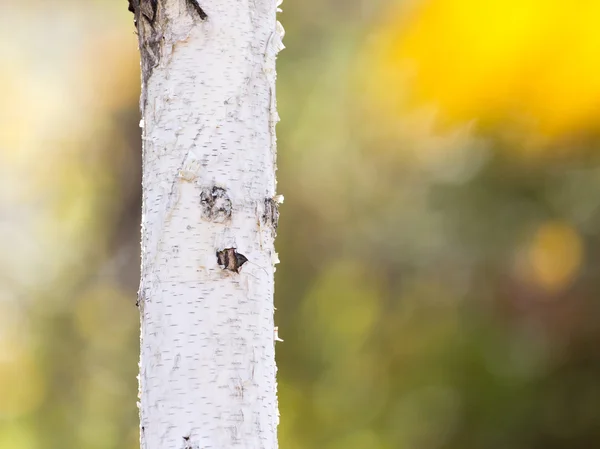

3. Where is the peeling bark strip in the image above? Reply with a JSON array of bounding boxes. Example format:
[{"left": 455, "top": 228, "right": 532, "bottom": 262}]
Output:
[
  {"left": 135, "top": 0, "right": 283, "bottom": 448},
  {"left": 216, "top": 248, "right": 249, "bottom": 273},
  {"left": 127, "top": 0, "right": 162, "bottom": 109},
  {"left": 263, "top": 197, "right": 280, "bottom": 233}
]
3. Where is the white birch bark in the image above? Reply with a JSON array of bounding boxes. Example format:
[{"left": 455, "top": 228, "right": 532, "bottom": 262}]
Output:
[{"left": 130, "top": 1, "right": 284, "bottom": 448}]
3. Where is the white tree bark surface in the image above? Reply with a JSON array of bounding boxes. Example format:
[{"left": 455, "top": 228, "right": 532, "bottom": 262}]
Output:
[{"left": 135, "top": 1, "right": 284, "bottom": 448}]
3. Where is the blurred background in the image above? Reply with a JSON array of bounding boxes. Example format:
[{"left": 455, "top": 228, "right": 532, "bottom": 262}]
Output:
[{"left": 2, "top": 0, "right": 600, "bottom": 448}]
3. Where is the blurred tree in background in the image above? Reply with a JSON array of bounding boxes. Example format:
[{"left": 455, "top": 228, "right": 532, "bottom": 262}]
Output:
[{"left": 2, "top": 1, "right": 600, "bottom": 449}]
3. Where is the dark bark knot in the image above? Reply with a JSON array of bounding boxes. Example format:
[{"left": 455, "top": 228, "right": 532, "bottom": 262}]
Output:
[
  {"left": 217, "top": 248, "right": 248, "bottom": 273},
  {"left": 200, "top": 186, "right": 232, "bottom": 223},
  {"left": 263, "top": 197, "right": 280, "bottom": 234}
]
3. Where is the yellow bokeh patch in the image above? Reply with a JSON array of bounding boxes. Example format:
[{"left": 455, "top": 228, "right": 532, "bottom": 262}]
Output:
[
  {"left": 367, "top": 0, "right": 600, "bottom": 138},
  {"left": 527, "top": 221, "right": 583, "bottom": 292},
  {"left": 0, "top": 344, "right": 46, "bottom": 418}
]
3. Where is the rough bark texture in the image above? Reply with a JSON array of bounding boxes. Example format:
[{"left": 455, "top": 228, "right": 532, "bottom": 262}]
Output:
[{"left": 131, "top": 0, "right": 284, "bottom": 448}]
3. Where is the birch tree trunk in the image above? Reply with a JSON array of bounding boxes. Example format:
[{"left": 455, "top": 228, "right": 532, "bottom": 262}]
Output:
[{"left": 129, "top": 1, "right": 284, "bottom": 447}]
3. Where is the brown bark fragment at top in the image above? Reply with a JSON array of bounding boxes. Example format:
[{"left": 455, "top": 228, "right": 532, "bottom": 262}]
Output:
[
  {"left": 128, "top": 0, "right": 207, "bottom": 113},
  {"left": 127, "top": 0, "right": 158, "bottom": 26},
  {"left": 140, "top": 0, "right": 159, "bottom": 23},
  {"left": 185, "top": 0, "right": 208, "bottom": 20}
]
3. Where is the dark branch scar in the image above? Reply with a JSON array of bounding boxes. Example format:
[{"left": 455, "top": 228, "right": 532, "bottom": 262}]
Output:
[{"left": 217, "top": 248, "right": 248, "bottom": 273}]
